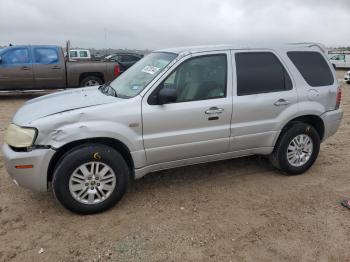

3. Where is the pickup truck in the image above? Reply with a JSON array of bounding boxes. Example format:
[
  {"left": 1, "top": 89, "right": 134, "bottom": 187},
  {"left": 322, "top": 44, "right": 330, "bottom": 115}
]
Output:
[{"left": 0, "top": 45, "right": 123, "bottom": 90}]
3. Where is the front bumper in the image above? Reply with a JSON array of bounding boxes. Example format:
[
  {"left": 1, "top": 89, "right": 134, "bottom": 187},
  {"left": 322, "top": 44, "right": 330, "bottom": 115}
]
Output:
[
  {"left": 2, "top": 144, "right": 55, "bottom": 192},
  {"left": 321, "top": 108, "right": 343, "bottom": 141}
]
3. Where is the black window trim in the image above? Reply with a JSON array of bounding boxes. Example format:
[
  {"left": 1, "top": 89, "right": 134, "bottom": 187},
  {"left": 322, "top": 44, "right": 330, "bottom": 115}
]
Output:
[
  {"left": 235, "top": 51, "right": 294, "bottom": 96},
  {"left": 148, "top": 53, "right": 228, "bottom": 105}
]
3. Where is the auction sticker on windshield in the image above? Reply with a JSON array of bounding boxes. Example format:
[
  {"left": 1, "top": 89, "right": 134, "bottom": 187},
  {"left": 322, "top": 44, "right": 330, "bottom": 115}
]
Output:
[{"left": 142, "top": 65, "right": 160, "bottom": 75}]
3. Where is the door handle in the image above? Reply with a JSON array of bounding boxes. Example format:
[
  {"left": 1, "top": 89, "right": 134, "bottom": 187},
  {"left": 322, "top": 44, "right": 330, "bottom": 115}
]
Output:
[
  {"left": 52, "top": 66, "right": 61, "bottom": 69},
  {"left": 21, "top": 66, "right": 30, "bottom": 70},
  {"left": 205, "top": 107, "right": 224, "bottom": 114},
  {"left": 274, "top": 99, "right": 290, "bottom": 106}
]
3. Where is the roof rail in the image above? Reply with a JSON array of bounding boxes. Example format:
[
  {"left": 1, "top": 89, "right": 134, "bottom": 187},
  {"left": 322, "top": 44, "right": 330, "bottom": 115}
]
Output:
[{"left": 288, "top": 42, "right": 327, "bottom": 53}]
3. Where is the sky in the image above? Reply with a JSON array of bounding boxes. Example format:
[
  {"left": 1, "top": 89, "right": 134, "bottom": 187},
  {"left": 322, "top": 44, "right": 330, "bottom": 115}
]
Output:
[{"left": 0, "top": 0, "right": 349, "bottom": 50}]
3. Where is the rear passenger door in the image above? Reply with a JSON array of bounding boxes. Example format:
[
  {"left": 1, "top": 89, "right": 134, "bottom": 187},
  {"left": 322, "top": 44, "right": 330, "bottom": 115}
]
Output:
[
  {"left": 230, "top": 51, "right": 298, "bottom": 151},
  {"left": 0, "top": 47, "right": 34, "bottom": 90},
  {"left": 32, "top": 46, "right": 66, "bottom": 89}
]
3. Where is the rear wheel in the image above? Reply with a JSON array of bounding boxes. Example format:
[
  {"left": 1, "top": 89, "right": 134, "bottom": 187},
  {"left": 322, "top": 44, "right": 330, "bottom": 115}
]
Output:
[
  {"left": 80, "top": 76, "right": 103, "bottom": 87},
  {"left": 269, "top": 123, "right": 320, "bottom": 175},
  {"left": 52, "top": 143, "right": 129, "bottom": 214}
]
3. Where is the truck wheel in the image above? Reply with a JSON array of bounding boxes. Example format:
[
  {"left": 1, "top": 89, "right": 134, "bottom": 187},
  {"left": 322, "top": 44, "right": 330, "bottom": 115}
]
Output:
[
  {"left": 80, "top": 76, "right": 103, "bottom": 87},
  {"left": 269, "top": 123, "right": 320, "bottom": 175},
  {"left": 52, "top": 143, "right": 129, "bottom": 214}
]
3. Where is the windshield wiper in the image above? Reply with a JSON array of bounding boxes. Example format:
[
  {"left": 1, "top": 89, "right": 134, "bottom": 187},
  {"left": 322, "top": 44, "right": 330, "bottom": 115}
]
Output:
[{"left": 98, "top": 82, "right": 118, "bottom": 97}]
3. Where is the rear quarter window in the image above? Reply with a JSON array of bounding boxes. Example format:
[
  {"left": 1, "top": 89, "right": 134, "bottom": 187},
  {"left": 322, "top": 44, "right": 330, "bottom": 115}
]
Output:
[{"left": 287, "top": 51, "right": 334, "bottom": 87}]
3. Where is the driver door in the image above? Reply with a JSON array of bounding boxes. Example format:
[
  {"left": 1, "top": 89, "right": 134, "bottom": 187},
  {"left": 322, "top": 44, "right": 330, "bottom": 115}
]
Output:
[
  {"left": 0, "top": 47, "right": 34, "bottom": 90},
  {"left": 142, "top": 52, "right": 233, "bottom": 165}
]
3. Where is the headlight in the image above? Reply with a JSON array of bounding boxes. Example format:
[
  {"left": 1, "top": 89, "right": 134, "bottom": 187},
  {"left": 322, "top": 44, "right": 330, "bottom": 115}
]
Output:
[{"left": 4, "top": 124, "right": 37, "bottom": 148}]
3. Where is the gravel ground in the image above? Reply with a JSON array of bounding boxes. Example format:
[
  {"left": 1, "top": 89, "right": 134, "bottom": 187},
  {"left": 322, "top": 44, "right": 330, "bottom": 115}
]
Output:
[{"left": 0, "top": 71, "right": 349, "bottom": 262}]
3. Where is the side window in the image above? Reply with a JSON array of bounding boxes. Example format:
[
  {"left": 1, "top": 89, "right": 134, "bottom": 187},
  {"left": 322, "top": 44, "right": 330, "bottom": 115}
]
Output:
[
  {"left": 2, "top": 48, "right": 31, "bottom": 64},
  {"left": 235, "top": 52, "right": 292, "bottom": 96},
  {"left": 70, "top": 51, "right": 77, "bottom": 58},
  {"left": 287, "top": 51, "right": 334, "bottom": 87},
  {"left": 159, "top": 54, "right": 227, "bottom": 103},
  {"left": 111, "top": 55, "right": 122, "bottom": 61},
  {"left": 79, "top": 51, "right": 88, "bottom": 58},
  {"left": 330, "top": 54, "right": 345, "bottom": 61},
  {"left": 123, "top": 55, "right": 139, "bottom": 62},
  {"left": 34, "top": 48, "right": 59, "bottom": 64}
]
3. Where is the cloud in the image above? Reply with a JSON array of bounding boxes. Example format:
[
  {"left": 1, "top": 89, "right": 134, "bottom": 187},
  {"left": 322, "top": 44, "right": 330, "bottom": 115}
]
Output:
[{"left": 0, "top": 0, "right": 349, "bottom": 49}]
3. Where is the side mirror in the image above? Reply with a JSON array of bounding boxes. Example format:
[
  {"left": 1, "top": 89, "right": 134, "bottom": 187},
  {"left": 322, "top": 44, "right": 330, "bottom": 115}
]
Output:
[
  {"left": 158, "top": 88, "right": 177, "bottom": 105},
  {"left": 0, "top": 56, "right": 2, "bottom": 63}
]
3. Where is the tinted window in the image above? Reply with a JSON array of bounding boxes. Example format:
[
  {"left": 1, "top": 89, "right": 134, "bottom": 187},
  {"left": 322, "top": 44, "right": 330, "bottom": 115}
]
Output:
[
  {"left": 288, "top": 51, "right": 334, "bottom": 87},
  {"left": 159, "top": 54, "right": 227, "bottom": 103},
  {"left": 2, "top": 48, "right": 31, "bottom": 64},
  {"left": 34, "top": 48, "right": 59, "bottom": 64},
  {"left": 235, "top": 52, "right": 292, "bottom": 96},
  {"left": 110, "top": 55, "right": 121, "bottom": 61}
]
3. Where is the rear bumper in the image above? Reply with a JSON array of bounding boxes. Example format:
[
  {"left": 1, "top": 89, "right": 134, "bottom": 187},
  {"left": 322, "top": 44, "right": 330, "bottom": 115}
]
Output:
[
  {"left": 1, "top": 144, "right": 55, "bottom": 192},
  {"left": 321, "top": 109, "right": 343, "bottom": 141}
]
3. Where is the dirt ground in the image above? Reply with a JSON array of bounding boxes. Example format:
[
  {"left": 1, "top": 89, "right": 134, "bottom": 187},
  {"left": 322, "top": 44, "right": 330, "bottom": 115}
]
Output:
[{"left": 0, "top": 71, "right": 349, "bottom": 262}]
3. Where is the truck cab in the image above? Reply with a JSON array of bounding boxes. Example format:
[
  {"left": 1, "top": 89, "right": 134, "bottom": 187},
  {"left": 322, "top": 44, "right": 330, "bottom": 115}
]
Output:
[{"left": 0, "top": 45, "right": 66, "bottom": 90}]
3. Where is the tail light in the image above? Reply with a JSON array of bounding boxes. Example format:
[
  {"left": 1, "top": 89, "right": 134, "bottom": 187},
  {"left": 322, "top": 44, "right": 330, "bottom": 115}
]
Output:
[
  {"left": 114, "top": 64, "right": 121, "bottom": 77},
  {"left": 335, "top": 86, "right": 342, "bottom": 109}
]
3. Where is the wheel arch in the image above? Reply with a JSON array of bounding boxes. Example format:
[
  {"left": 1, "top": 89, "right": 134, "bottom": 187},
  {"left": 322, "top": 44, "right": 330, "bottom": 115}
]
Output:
[
  {"left": 275, "top": 114, "right": 325, "bottom": 147},
  {"left": 79, "top": 73, "right": 105, "bottom": 86},
  {"left": 47, "top": 137, "right": 134, "bottom": 184}
]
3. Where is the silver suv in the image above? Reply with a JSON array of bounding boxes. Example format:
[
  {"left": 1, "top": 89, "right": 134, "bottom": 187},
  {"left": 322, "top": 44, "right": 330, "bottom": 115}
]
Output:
[{"left": 2, "top": 44, "right": 343, "bottom": 214}]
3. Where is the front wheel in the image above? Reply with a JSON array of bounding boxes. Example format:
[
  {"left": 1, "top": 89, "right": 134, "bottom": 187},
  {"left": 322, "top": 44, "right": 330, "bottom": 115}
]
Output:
[
  {"left": 269, "top": 123, "right": 320, "bottom": 175},
  {"left": 52, "top": 144, "right": 129, "bottom": 214}
]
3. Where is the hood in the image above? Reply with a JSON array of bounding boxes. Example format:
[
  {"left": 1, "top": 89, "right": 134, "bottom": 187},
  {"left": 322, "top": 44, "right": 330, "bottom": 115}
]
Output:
[{"left": 13, "top": 86, "right": 120, "bottom": 125}]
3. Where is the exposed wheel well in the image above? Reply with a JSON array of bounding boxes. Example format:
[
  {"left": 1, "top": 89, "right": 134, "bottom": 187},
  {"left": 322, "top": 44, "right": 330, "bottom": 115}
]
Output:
[
  {"left": 79, "top": 72, "right": 104, "bottom": 85},
  {"left": 47, "top": 138, "right": 134, "bottom": 183},
  {"left": 280, "top": 115, "right": 325, "bottom": 141}
]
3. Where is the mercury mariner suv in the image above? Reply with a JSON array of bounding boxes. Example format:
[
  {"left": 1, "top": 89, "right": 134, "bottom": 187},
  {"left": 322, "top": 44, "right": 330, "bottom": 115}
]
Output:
[{"left": 2, "top": 43, "right": 343, "bottom": 214}]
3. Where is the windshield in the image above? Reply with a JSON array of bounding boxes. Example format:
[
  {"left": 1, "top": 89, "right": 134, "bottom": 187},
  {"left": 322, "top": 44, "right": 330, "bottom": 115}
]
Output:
[{"left": 109, "top": 52, "right": 177, "bottom": 98}]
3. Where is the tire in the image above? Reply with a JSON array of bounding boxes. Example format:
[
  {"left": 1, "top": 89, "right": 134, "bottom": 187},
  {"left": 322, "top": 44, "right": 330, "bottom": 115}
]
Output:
[
  {"left": 52, "top": 143, "right": 129, "bottom": 214},
  {"left": 269, "top": 123, "right": 320, "bottom": 175},
  {"left": 80, "top": 76, "right": 103, "bottom": 87}
]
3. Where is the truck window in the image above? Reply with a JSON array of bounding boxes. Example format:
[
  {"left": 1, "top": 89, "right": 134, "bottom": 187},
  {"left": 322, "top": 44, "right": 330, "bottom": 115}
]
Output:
[
  {"left": 34, "top": 48, "right": 59, "bottom": 64},
  {"left": 70, "top": 51, "right": 78, "bottom": 58},
  {"left": 287, "top": 51, "right": 334, "bottom": 87},
  {"left": 235, "top": 52, "right": 292, "bottom": 96},
  {"left": 1, "top": 48, "right": 31, "bottom": 64},
  {"left": 79, "top": 51, "right": 88, "bottom": 58},
  {"left": 330, "top": 54, "right": 345, "bottom": 61}
]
